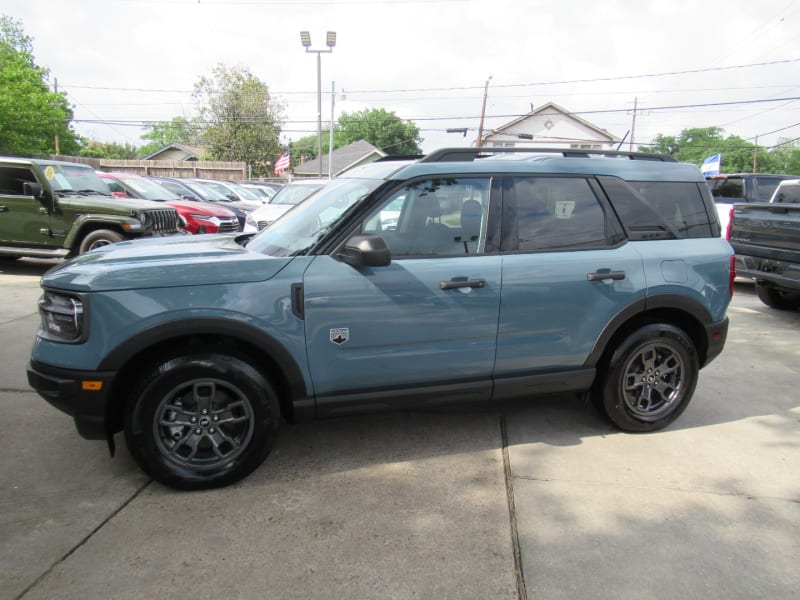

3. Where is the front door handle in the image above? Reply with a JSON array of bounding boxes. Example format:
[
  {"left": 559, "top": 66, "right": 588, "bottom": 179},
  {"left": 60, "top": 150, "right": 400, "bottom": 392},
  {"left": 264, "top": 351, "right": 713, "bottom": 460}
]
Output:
[
  {"left": 440, "top": 278, "right": 486, "bottom": 290},
  {"left": 0, "top": 205, "right": 7, "bottom": 212},
  {"left": 587, "top": 270, "right": 625, "bottom": 282}
]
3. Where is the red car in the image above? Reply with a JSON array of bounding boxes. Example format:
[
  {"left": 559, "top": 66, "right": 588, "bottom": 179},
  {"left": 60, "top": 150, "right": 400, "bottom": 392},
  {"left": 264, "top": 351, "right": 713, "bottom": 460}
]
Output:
[{"left": 98, "top": 172, "right": 240, "bottom": 234}]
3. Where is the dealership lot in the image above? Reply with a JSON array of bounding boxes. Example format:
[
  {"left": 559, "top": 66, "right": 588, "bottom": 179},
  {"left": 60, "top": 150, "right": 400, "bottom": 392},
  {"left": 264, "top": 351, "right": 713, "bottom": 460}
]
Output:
[{"left": 1, "top": 258, "right": 798, "bottom": 599}]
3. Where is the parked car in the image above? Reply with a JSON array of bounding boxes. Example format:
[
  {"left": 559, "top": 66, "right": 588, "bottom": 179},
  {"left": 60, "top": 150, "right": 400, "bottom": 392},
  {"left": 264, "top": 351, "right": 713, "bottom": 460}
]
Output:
[
  {"left": 99, "top": 172, "right": 240, "bottom": 235},
  {"left": 237, "top": 182, "right": 277, "bottom": 200},
  {"left": 0, "top": 157, "right": 180, "bottom": 258},
  {"left": 149, "top": 176, "right": 248, "bottom": 230},
  {"left": 191, "top": 178, "right": 265, "bottom": 209},
  {"left": 28, "top": 148, "right": 733, "bottom": 490},
  {"left": 243, "top": 180, "right": 328, "bottom": 232}
]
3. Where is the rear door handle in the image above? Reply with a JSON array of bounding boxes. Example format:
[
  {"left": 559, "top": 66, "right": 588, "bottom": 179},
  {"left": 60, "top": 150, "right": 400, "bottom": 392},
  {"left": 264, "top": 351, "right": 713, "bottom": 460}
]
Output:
[
  {"left": 587, "top": 270, "right": 625, "bottom": 282},
  {"left": 440, "top": 278, "right": 486, "bottom": 290}
]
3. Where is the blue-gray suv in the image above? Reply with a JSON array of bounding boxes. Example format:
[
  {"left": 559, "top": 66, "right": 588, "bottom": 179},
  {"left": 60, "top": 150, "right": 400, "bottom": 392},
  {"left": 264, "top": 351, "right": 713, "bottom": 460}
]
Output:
[{"left": 27, "top": 148, "right": 734, "bottom": 489}]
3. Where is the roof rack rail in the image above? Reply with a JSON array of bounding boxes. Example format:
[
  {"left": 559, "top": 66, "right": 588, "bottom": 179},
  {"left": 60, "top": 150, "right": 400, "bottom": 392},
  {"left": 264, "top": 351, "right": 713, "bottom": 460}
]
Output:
[
  {"left": 374, "top": 154, "right": 425, "bottom": 162},
  {"left": 420, "top": 147, "right": 677, "bottom": 163}
]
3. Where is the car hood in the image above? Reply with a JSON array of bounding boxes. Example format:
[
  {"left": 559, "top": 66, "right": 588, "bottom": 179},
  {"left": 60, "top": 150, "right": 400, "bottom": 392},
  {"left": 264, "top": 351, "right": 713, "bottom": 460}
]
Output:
[
  {"left": 166, "top": 199, "right": 236, "bottom": 217},
  {"left": 59, "top": 193, "right": 169, "bottom": 214},
  {"left": 251, "top": 204, "right": 293, "bottom": 221},
  {"left": 41, "top": 234, "right": 293, "bottom": 292}
]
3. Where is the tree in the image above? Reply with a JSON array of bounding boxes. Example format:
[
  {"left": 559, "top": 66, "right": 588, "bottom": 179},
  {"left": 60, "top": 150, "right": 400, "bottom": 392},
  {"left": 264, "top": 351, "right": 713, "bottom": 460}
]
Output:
[
  {"left": 193, "top": 64, "right": 284, "bottom": 177},
  {"left": 292, "top": 108, "right": 423, "bottom": 161},
  {"left": 138, "top": 116, "right": 202, "bottom": 158},
  {"left": 0, "top": 15, "right": 79, "bottom": 157},
  {"left": 336, "top": 108, "right": 422, "bottom": 155},
  {"left": 80, "top": 139, "right": 139, "bottom": 159}
]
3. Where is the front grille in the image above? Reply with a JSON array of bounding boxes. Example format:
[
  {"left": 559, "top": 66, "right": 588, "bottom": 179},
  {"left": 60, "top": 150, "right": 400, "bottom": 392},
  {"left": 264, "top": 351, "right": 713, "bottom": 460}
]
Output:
[
  {"left": 218, "top": 218, "right": 240, "bottom": 233},
  {"left": 145, "top": 209, "right": 181, "bottom": 233}
]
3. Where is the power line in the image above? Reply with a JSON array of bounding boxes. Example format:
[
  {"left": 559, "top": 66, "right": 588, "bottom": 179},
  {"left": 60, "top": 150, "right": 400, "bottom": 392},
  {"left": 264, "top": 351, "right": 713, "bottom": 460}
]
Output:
[{"left": 58, "top": 57, "right": 800, "bottom": 96}]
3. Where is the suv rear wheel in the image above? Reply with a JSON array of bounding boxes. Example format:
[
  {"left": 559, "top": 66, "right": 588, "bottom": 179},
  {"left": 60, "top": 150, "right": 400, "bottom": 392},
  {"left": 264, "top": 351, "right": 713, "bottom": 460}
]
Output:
[
  {"left": 596, "top": 324, "right": 698, "bottom": 432},
  {"left": 124, "top": 353, "right": 280, "bottom": 490}
]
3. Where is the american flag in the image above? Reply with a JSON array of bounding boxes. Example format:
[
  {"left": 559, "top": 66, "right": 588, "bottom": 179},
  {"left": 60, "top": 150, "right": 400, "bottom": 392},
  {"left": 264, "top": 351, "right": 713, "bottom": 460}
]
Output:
[{"left": 274, "top": 150, "right": 291, "bottom": 174}]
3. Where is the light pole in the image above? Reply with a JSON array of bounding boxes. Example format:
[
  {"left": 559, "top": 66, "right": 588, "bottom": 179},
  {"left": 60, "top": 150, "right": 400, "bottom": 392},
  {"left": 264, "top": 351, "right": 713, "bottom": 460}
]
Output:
[
  {"left": 300, "top": 30, "right": 336, "bottom": 178},
  {"left": 475, "top": 76, "right": 492, "bottom": 148}
]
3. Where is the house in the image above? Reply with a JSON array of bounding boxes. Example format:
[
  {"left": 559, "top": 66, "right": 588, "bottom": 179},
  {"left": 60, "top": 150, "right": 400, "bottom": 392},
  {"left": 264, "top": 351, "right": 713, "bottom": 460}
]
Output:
[
  {"left": 480, "top": 102, "right": 620, "bottom": 150},
  {"left": 293, "top": 140, "right": 386, "bottom": 178},
  {"left": 142, "top": 143, "right": 206, "bottom": 161}
]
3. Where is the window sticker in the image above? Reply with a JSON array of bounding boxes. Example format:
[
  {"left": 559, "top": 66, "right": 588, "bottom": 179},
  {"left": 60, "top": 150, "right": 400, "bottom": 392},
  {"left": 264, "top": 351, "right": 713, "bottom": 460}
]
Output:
[
  {"left": 44, "top": 166, "right": 56, "bottom": 180},
  {"left": 555, "top": 200, "right": 575, "bottom": 219}
]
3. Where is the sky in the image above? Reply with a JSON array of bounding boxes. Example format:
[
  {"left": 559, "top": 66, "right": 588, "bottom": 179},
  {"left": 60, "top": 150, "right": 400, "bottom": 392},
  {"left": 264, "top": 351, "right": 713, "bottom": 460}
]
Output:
[{"left": 3, "top": 0, "right": 800, "bottom": 155}]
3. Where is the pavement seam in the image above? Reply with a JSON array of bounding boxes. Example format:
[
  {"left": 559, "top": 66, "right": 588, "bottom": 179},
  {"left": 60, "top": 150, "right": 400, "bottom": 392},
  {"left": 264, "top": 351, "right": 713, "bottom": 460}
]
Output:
[
  {"left": 501, "top": 415, "right": 528, "bottom": 600},
  {"left": 511, "top": 474, "right": 799, "bottom": 504},
  {"left": 14, "top": 479, "right": 153, "bottom": 600}
]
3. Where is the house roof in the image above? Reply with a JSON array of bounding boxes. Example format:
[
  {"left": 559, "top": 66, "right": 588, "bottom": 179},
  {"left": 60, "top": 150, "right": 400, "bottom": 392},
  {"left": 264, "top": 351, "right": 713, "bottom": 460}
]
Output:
[
  {"left": 142, "top": 143, "right": 206, "bottom": 161},
  {"left": 486, "top": 102, "right": 620, "bottom": 144},
  {"left": 293, "top": 140, "right": 387, "bottom": 177}
]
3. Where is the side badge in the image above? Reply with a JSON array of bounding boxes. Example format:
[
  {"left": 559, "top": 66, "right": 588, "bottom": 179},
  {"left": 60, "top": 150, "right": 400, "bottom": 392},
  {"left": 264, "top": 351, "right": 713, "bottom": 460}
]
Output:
[{"left": 330, "top": 328, "right": 349, "bottom": 345}]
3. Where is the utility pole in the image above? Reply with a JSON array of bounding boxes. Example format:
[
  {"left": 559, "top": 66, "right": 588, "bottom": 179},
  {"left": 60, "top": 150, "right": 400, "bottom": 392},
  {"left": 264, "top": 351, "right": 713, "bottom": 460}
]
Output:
[
  {"left": 629, "top": 96, "right": 638, "bottom": 152},
  {"left": 476, "top": 76, "right": 492, "bottom": 148},
  {"left": 54, "top": 78, "right": 60, "bottom": 155}
]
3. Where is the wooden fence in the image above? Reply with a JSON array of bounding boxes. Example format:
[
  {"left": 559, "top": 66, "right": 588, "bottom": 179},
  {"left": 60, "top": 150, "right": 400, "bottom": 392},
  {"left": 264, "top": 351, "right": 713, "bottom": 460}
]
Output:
[{"left": 52, "top": 156, "right": 248, "bottom": 180}]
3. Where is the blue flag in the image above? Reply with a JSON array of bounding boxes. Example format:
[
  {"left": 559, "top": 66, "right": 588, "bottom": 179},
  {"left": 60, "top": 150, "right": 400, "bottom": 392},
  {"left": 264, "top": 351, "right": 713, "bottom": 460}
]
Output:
[{"left": 701, "top": 153, "right": 721, "bottom": 176}]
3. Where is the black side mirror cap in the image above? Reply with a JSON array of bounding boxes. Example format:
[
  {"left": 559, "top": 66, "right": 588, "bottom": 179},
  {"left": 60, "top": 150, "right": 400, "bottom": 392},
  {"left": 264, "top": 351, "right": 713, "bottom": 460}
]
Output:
[
  {"left": 23, "top": 182, "right": 43, "bottom": 198},
  {"left": 338, "top": 234, "right": 391, "bottom": 268}
]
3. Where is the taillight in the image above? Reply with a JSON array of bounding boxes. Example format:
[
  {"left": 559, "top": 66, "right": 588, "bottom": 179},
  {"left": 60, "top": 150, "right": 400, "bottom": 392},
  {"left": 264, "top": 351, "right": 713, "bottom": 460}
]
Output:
[
  {"left": 725, "top": 206, "right": 734, "bottom": 240},
  {"left": 729, "top": 255, "right": 736, "bottom": 297}
]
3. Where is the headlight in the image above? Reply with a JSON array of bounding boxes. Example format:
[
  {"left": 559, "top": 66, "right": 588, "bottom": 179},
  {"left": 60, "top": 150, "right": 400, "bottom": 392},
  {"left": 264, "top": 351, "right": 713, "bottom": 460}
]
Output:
[
  {"left": 38, "top": 291, "right": 86, "bottom": 342},
  {"left": 245, "top": 213, "right": 256, "bottom": 226}
]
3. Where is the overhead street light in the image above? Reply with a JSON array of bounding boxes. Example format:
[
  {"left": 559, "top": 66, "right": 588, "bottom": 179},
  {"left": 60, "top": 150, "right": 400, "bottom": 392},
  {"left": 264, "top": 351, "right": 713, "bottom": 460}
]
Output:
[{"left": 300, "top": 30, "right": 336, "bottom": 178}]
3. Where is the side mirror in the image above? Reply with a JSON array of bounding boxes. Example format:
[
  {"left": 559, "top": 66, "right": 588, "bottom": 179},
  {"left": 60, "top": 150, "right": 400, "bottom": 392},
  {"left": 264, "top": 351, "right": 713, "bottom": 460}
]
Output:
[
  {"left": 338, "top": 234, "right": 391, "bottom": 268},
  {"left": 23, "top": 182, "right": 43, "bottom": 199}
]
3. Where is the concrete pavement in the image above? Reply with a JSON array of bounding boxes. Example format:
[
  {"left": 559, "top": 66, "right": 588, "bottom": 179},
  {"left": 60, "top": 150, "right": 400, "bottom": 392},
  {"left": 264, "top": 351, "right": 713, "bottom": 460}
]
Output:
[{"left": 1, "top": 258, "right": 798, "bottom": 599}]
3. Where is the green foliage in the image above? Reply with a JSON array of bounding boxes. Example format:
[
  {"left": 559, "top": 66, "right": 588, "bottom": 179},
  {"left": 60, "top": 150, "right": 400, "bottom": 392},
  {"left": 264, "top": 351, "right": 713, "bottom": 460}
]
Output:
[
  {"left": 639, "top": 126, "right": 800, "bottom": 174},
  {"left": 138, "top": 116, "right": 202, "bottom": 158},
  {"left": 79, "top": 139, "right": 139, "bottom": 159},
  {"left": 0, "top": 15, "right": 80, "bottom": 157},
  {"left": 336, "top": 108, "right": 422, "bottom": 155},
  {"left": 293, "top": 108, "right": 422, "bottom": 161},
  {"left": 193, "top": 64, "right": 284, "bottom": 177}
]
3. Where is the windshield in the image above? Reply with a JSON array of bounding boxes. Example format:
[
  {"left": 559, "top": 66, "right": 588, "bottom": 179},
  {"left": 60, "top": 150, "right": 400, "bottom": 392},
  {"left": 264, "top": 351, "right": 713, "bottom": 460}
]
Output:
[
  {"left": 271, "top": 183, "right": 326, "bottom": 206},
  {"left": 226, "top": 181, "right": 262, "bottom": 201},
  {"left": 39, "top": 163, "right": 109, "bottom": 194},
  {"left": 118, "top": 176, "right": 180, "bottom": 200},
  {"left": 246, "top": 178, "right": 383, "bottom": 256},
  {"left": 185, "top": 180, "right": 229, "bottom": 201}
]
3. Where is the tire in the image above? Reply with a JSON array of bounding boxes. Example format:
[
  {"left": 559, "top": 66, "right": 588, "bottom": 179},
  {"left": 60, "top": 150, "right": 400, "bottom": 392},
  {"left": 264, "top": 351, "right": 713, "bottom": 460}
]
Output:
[
  {"left": 78, "top": 229, "right": 124, "bottom": 254},
  {"left": 755, "top": 282, "right": 800, "bottom": 311},
  {"left": 595, "top": 324, "right": 698, "bottom": 432},
  {"left": 124, "top": 353, "right": 280, "bottom": 490}
]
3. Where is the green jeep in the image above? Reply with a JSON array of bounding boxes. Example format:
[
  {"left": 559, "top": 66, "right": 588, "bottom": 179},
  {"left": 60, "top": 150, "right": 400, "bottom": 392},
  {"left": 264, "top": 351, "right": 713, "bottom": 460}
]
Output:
[{"left": 0, "top": 157, "right": 181, "bottom": 259}]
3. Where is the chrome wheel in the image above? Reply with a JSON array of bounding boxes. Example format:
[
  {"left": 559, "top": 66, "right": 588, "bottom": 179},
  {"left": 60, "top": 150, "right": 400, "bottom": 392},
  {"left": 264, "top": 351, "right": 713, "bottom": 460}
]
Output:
[{"left": 154, "top": 378, "right": 255, "bottom": 472}]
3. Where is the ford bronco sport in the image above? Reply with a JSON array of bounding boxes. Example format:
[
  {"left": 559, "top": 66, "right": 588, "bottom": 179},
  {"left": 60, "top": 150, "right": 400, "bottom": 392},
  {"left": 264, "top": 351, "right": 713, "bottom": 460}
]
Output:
[{"left": 27, "top": 148, "right": 734, "bottom": 489}]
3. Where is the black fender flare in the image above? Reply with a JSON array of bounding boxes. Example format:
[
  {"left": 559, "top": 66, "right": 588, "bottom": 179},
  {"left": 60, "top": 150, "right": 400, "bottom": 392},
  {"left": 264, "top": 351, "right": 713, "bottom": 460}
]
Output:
[
  {"left": 585, "top": 293, "right": 715, "bottom": 368},
  {"left": 98, "top": 317, "right": 312, "bottom": 418}
]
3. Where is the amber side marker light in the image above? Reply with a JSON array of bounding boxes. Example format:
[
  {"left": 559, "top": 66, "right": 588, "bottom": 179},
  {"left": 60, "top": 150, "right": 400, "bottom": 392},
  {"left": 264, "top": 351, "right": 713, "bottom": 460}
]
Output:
[{"left": 82, "top": 381, "right": 103, "bottom": 391}]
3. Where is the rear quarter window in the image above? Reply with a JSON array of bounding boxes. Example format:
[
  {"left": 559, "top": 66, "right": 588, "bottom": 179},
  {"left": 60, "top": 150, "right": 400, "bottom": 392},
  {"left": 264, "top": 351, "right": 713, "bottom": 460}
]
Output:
[{"left": 598, "top": 177, "right": 713, "bottom": 240}]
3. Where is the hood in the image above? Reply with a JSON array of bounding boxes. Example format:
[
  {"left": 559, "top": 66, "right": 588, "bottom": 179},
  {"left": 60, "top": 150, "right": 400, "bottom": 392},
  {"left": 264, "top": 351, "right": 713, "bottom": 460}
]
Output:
[
  {"left": 252, "top": 203, "right": 293, "bottom": 222},
  {"left": 59, "top": 193, "right": 170, "bottom": 214},
  {"left": 42, "top": 234, "right": 292, "bottom": 292},
  {"left": 166, "top": 199, "right": 236, "bottom": 218}
]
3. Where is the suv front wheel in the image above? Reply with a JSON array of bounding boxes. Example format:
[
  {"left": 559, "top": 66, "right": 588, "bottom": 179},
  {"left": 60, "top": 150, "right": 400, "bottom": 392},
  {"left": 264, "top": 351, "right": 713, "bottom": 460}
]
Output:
[
  {"left": 595, "top": 324, "right": 698, "bottom": 432},
  {"left": 124, "top": 353, "right": 280, "bottom": 490}
]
